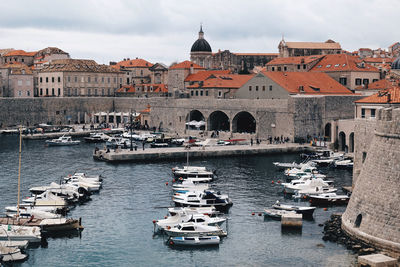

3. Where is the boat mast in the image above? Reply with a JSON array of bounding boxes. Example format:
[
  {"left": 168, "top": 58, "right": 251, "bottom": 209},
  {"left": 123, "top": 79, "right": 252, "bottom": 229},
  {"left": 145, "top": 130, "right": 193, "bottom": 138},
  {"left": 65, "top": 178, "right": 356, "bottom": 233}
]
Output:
[
  {"left": 17, "top": 127, "right": 22, "bottom": 218},
  {"left": 186, "top": 150, "right": 189, "bottom": 167}
]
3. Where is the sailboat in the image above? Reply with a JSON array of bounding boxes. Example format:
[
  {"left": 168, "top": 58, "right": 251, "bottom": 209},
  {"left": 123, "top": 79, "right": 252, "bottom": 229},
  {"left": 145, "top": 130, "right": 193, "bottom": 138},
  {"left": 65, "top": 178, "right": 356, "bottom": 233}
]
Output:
[
  {"left": 171, "top": 150, "right": 215, "bottom": 179},
  {"left": 0, "top": 128, "right": 84, "bottom": 234}
]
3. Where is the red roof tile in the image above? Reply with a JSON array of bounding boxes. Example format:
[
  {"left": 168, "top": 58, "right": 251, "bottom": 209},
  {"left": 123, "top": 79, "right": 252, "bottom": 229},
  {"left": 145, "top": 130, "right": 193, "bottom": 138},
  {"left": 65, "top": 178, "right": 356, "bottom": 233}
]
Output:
[
  {"left": 262, "top": 71, "right": 354, "bottom": 95},
  {"left": 266, "top": 55, "right": 324, "bottom": 66},
  {"left": 187, "top": 74, "right": 253, "bottom": 89},
  {"left": 363, "top": 57, "right": 394, "bottom": 64},
  {"left": 355, "top": 86, "right": 400, "bottom": 103},
  {"left": 185, "top": 70, "right": 231, "bottom": 82},
  {"left": 4, "top": 50, "right": 36, "bottom": 57},
  {"left": 355, "top": 79, "right": 396, "bottom": 91},
  {"left": 310, "top": 54, "right": 379, "bottom": 73},
  {"left": 169, "top": 61, "right": 204, "bottom": 70},
  {"left": 114, "top": 58, "right": 153, "bottom": 69}
]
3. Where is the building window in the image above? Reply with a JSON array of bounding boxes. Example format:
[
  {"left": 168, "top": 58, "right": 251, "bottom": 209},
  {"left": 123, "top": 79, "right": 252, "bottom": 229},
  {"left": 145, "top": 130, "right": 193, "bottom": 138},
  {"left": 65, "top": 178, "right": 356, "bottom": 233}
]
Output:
[
  {"left": 102, "top": 88, "right": 105, "bottom": 95},
  {"left": 67, "top": 76, "right": 71, "bottom": 82},
  {"left": 277, "top": 67, "right": 281, "bottom": 71},
  {"left": 249, "top": 86, "right": 252, "bottom": 91},
  {"left": 40, "top": 77, "right": 42, "bottom": 83},
  {"left": 339, "top": 77, "right": 347, "bottom": 86},
  {"left": 52, "top": 77, "right": 54, "bottom": 83},
  {"left": 303, "top": 64, "right": 306, "bottom": 69},
  {"left": 113, "top": 77, "right": 116, "bottom": 83},
  {"left": 108, "top": 78, "right": 110, "bottom": 83},
  {"left": 297, "top": 65, "right": 300, "bottom": 70},
  {"left": 18, "top": 91, "right": 22, "bottom": 96},
  {"left": 102, "top": 77, "right": 105, "bottom": 83},
  {"left": 87, "top": 89, "right": 91, "bottom": 96},
  {"left": 140, "top": 70, "right": 143, "bottom": 76},
  {"left": 58, "top": 77, "right": 61, "bottom": 83},
  {"left": 52, "top": 88, "right": 55, "bottom": 96},
  {"left": 355, "top": 78, "right": 362, "bottom": 85},
  {"left": 27, "top": 91, "right": 30, "bottom": 96},
  {"left": 58, "top": 88, "right": 60, "bottom": 96},
  {"left": 218, "top": 91, "right": 222, "bottom": 97},
  {"left": 256, "top": 86, "right": 259, "bottom": 91},
  {"left": 206, "top": 91, "right": 208, "bottom": 96},
  {"left": 67, "top": 88, "right": 70, "bottom": 96},
  {"left": 262, "top": 86, "right": 265, "bottom": 91},
  {"left": 75, "top": 76, "right": 78, "bottom": 82},
  {"left": 88, "top": 77, "right": 91, "bottom": 83},
  {"left": 46, "top": 77, "right": 49, "bottom": 83},
  {"left": 272, "top": 67, "right": 275, "bottom": 71},
  {"left": 191, "top": 91, "right": 194, "bottom": 96},
  {"left": 370, "top": 109, "right": 376, "bottom": 118},
  {"left": 362, "top": 152, "right": 367, "bottom": 163},
  {"left": 95, "top": 89, "right": 98, "bottom": 96},
  {"left": 372, "top": 79, "right": 378, "bottom": 83},
  {"left": 361, "top": 108, "right": 365, "bottom": 118},
  {"left": 108, "top": 88, "right": 111, "bottom": 95},
  {"left": 283, "top": 66, "right": 287, "bottom": 71},
  {"left": 362, "top": 79, "right": 369, "bottom": 85},
  {"left": 46, "top": 88, "right": 48, "bottom": 95},
  {"left": 75, "top": 88, "right": 78, "bottom": 96},
  {"left": 40, "top": 88, "right": 43, "bottom": 95},
  {"left": 269, "top": 85, "right": 272, "bottom": 91},
  {"left": 94, "top": 77, "right": 98, "bottom": 83},
  {"left": 195, "top": 91, "right": 198, "bottom": 96},
  {"left": 200, "top": 90, "right": 203, "bottom": 96}
]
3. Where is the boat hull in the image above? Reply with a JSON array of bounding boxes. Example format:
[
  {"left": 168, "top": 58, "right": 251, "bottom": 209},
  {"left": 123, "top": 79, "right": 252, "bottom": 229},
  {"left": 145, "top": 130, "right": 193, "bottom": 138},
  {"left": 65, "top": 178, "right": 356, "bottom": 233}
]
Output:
[
  {"left": 309, "top": 196, "right": 349, "bottom": 206},
  {"left": 168, "top": 236, "right": 220, "bottom": 246},
  {"left": 173, "top": 201, "right": 232, "bottom": 213}
]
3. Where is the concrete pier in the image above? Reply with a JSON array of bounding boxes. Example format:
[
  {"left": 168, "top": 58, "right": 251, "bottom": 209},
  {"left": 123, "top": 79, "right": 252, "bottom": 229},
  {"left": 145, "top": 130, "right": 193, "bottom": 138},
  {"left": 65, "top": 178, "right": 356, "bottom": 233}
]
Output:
[
  {"left": 93, "top": 143, "right": 312, "bottom": 162},
  {"left": 281, "top": 213, "right": 303, "bottom": 228}
]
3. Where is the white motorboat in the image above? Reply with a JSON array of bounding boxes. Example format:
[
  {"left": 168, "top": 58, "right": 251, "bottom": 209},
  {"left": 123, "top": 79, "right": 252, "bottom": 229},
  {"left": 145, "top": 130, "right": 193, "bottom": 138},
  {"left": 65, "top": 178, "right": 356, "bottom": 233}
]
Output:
[
  {"left": 105, "top": 136, "right": 131, "bottom": 148},
  {"left": 172, "top": 167, "right": 214, "bottom": 179},
  {"left": 309, "top": 193, "right": 350, "bottom": 205},
  {"left": 284, "top": 164, "right": 319, "bottom": 177},
  {"left": 0, "top": 246, "right": 28, "bottom": 262},
  {"left": 281, "top": 175, "right": 333, "bottom": 189},
  {"left": 156, "top": 212, "right": 226, "bottom": 230},
  {"left": 45, "top": 135, "right": 80, "bottom": 146},
  {"left": 292, "top": 187, "right": 338, "bottom": 199},
  {"left": 72, "top": 172, "right": 102, "bottom": 182},
  {"left": 64, "top": 177, "right": 101, "bottom": 192},
  {"left": 6, "top": 207, "right": 61, "bottom": 219},
  {"left": 164, "top": 222, "right": 227, "bottom": 237},
  {"left": 0, "top": 216, "right": 83, "bottom": 233},
  {"left": 333, "top": 159, "right": 353, "bottom": 169},
  {"left": 173, "top": 190, "right": 233, "bottom": 212},
  {"left": 311, "top": 150, "right": 345, "bottom": 166},
  {"left": 263, "top": 208, "right": 297, "bottom": 219},
  {"left": 176, "top": 177, "right": 213, "bottom": 183},
  {"left": 84, "top": 132, "right": 109, "bottom": 143},
  {"left": 0, "top": 224, "right": 41, "bottom": 242},
  {"left": 168, "top": 236, "right": 220, "bottom": 246},
  {"left": 30, "top": 182, "right": 89, "bottom": 203},
  {"left": 172, "top": 180, "right": 209, "bottom": 192},
  {"left": 283, "top": 178, "right": 334, "bottom": 194},
  {"left": 273, "top": 161, "right": 302, "bottom": 170},
  {"left": 0, "top": 240, "right": 29, "bottom": 250},
  {"left": 23, "top": 191, "right": 69, "bottom": 208},
  {"left": 167, "top": 207, "right": 220, "bottom": 217},
  {"left": 272, "top": 201, "right": 316, "bottom": 217}
]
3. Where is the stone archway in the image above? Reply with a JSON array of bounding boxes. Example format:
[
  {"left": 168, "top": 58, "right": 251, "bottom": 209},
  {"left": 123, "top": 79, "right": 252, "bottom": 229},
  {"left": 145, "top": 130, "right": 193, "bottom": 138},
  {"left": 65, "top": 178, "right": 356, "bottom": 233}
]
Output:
[
  {"left": 349, "top": 132, "right": 354, "bottom": 153},
  {"left": 324, "top": 123, "right": 332, "bottom": 142},
  {"left": 208, "top": 110, "right": 230, "bottom": 131},
  {"left": 339, "top": 131, "right": 346, "bottom": 151},
  {"left": 186, "top": 110, "right": 205, "bottom": 130},
  {"left": 232, "top": 111, "right": 256, "bottom": 133}
]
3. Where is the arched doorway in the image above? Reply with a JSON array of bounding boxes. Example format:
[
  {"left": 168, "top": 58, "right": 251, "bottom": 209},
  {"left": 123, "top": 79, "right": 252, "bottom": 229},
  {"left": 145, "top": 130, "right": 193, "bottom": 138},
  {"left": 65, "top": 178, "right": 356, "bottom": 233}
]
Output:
[
  {"left": 349, "top": 132, "right": 354, "bottom": 153},
  {"left": 324, "top": 123, "right": 332, "bottom": 142},
  {"left": 338, "top": 131, "right": 346, "bottom": 151},
  {"left": 232, "top": 111, "right": 256, "bottom": 133},
  {"left": 186, "top": 110, "right": 205, "bottom": 130},
  {"left": 208, "top": 111, "right": 230, "bottom": 131}
]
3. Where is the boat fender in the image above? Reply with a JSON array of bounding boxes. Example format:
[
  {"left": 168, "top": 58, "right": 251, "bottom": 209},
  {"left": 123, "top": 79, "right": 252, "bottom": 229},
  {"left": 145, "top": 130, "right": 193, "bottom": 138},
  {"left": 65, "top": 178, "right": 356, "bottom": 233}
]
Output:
[
  {"left": 271, "top": 181, "right": 274, "bottom": 184},
  {"left": 164, "top": 216, "right": 167, "bottom": 219},
  {"left": 169, "top": 241, "right": 174, "bottom": 245},
  {"left": 251, "top": 213, "right": 255, "bottom": 216},
  {"left": 258, "top": 213, "right": 262, "bottom": 216},
  {"left": 167, "top": 226, "right": 171, "bottom": 230},
  {"left": 165, "top": 182, "right": 168, "bottom": 186},
  {"left": 152, "top": 220, "right": 156, "bottom": 224},
  {"left": 323, "top": 208, "right": 328, "bottom": 211}
]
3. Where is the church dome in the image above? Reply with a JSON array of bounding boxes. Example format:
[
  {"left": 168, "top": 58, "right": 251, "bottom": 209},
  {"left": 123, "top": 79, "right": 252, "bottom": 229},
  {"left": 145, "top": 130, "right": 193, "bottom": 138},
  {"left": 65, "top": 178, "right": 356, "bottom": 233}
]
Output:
[
  {"left": 392, "top": 56, "right": 400, "bottom": 69},
  {"left": 190, "top": 26, "right": 212, "bottom": 53}
]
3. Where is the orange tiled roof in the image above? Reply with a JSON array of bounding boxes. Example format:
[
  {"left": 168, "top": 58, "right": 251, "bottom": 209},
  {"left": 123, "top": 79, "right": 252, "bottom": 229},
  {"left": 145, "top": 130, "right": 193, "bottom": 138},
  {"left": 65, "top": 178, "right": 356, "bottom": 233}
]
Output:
[
  {"left": 355, "top": 87, "right": 400, "bottom": 103},
  {"left": 169, "top": 61, "right": 204, "bottom": 70},
  {"left": 116, "top": 85, "right": 136, "bottom": 93},
  {"left": 234, "top": 53, "right": 278, "bottom": 56},
  {"left": 185, "top": 70, "right": 231, "bottom": 82},
  {"left": 4, "top": 50, "right": 36, "bottom": 57},
  {"left": 0, "top": 62, "right": 33, "bottom": 74},
  {"left": 355, "top": 79, "right": 396, "bottom": 91},
  {"left": 187, "top": 74, "right": 253, "bottom": 89},
  {"left": 262, "top": 71, "right": 354, "bottom": 95},
  {"left": 310, "top": 54, "right": 379, "bottom": 73},
  {"left": 113, "top": 58, "right": 153, "bottom": 69},
  {"left": 267, "top": 55, "right": 324, "bottom": 66},
  {"left": 363, "top": 57, "right": 394, "bottom": 64}
]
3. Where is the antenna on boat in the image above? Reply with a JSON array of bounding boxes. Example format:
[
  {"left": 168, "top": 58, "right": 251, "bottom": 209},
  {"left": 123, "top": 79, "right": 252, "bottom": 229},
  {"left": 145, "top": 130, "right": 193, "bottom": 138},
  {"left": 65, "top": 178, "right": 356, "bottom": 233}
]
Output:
[
  {"left": 186, "top": 149, "right": 189, "bottom": 167},
  {"left": 16, "top": 127, "right": 22, "bottom": 219}
]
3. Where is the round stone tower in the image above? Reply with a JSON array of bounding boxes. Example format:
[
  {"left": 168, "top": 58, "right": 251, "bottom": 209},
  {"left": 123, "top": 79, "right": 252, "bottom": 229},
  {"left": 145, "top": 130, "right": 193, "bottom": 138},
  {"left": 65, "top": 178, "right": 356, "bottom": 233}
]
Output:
[
  {"left": 342, "top": 107, "right": 400, "bottom": 256},
  {"left": 190, "top": 25, "right": 212, "bottom": 69}
]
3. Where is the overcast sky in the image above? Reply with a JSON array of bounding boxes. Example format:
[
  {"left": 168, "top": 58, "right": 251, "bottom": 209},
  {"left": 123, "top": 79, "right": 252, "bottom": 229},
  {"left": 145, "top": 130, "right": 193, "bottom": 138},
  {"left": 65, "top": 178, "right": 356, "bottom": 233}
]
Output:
[{"left": 0, "top": 0, "right": 398, "bottom": 66}]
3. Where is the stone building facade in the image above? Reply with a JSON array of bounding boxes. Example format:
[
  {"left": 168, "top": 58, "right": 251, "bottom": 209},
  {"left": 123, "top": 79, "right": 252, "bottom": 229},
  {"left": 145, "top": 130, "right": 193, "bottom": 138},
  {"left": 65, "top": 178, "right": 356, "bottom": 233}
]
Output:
[
  {"left": 0, "top": 63, "right": 33, "bottom": 97},
  {"left": 265, "top": 55, "right": 324, "bottom": 72},
  {"left": 168, "top": 61, "right": 204, "bottom": 95},
  {"left": 278, "top": 39, "right": 342, "bottom": 57},
  {"left": 342, "top": 107, "right": 400, "bottom": 257},
  {"left": 111, "top": 58, "right": 153, "bottom": 85},
  {"left": 1, "top": 50, "right": 37, "bottom": 66},
  {"left": 38, "top": 59, "right": 123, "bottom": 97}
]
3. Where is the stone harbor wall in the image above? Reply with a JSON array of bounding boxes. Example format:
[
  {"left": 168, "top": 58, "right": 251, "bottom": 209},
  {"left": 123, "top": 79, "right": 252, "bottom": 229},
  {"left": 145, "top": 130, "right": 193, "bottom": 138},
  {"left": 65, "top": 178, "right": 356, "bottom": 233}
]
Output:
[
  {"left": 342, "top": 108, "right": 400, "bottom": 257},
  {"left": 0, "top": 95, "right": 359, "bottom": 141}
]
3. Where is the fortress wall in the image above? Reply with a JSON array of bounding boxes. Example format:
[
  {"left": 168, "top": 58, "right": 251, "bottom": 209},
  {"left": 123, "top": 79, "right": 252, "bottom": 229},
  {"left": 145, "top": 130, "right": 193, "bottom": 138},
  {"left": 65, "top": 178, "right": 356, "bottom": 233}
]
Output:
[{"left": 342, "top": 108, "right": 400, "bottom": 256}]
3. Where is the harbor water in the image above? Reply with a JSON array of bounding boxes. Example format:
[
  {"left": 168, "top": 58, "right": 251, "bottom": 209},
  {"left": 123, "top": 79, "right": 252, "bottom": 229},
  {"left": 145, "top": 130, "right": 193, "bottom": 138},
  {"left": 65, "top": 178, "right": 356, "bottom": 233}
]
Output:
[{"left": 0, "top": 135, "right": 356, "bottom": 266}]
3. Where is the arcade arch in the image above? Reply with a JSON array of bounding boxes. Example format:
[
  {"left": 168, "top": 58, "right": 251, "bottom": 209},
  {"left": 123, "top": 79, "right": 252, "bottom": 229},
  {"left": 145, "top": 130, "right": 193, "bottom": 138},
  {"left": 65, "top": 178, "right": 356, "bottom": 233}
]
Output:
[
  {"left": 207, "top": 111, "right": 230, "bottom": 131},
  {"left": 232, "top": 111, "right": 256, "bottom": 133}
]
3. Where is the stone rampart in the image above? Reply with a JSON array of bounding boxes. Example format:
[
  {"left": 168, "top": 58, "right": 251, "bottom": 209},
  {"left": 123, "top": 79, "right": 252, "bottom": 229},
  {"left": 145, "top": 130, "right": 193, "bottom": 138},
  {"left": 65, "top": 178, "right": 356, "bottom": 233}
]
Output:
[{"left": 342, "top": 108, "right": 400, "bottom": 257}]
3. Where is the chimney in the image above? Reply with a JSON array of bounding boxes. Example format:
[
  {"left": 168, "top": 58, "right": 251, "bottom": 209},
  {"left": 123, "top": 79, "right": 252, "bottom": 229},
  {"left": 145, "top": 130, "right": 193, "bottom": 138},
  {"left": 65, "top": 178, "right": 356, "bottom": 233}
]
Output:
[
  {"left": 387, "top": 92, "right": 391, "bottom": 102},
  {"left": 190, "top": 64, "right": 194, "bottom": 74},
  {"left": 299, "top": 85, "right": 304, "bottom": 93}
]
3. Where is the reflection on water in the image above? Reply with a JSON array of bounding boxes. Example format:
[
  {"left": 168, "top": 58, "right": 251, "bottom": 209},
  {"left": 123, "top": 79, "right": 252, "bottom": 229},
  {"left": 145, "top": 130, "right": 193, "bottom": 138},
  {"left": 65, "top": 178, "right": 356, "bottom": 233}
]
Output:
[{"left": 0, "top": 135, "right": 356, "bottom": 266}]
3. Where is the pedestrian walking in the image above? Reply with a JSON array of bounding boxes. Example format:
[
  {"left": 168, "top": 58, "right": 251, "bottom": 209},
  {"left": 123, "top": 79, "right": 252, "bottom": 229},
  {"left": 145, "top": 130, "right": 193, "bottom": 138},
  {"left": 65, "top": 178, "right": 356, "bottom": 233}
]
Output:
[{"left": 250, "top": 138, "right": 253, "bottom": 146}]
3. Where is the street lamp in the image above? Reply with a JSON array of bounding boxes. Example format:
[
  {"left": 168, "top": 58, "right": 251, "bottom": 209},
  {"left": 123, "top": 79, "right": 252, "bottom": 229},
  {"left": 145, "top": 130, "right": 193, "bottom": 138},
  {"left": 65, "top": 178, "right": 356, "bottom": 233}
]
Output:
[{"left": 130, "top": 110, "right": 134, "bottom": 151}]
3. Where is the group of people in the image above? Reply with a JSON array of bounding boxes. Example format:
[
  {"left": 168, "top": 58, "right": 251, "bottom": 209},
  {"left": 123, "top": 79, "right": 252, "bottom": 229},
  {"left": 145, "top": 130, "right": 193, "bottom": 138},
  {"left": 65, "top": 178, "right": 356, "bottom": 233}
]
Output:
[{"left": 268, "top": 135, "right": 290, "bottom": 144}]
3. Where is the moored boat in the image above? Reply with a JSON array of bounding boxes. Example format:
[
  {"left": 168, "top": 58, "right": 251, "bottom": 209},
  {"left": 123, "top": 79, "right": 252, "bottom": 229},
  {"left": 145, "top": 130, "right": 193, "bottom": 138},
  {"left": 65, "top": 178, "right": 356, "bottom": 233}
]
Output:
[
  {"left": 272, "top": 201, "right": 316, "bottom": 217},
  {"left": 164, "top": 222, "right": 227, "bottom": 237},
  {"left": 0, "top": 246, "right": 28, "bottom": 262},
  {"left": 263, "top": 208, "right": 296, "bottom": 219},
  {"left": 167, "top": 235, "right": 220, "bottom": 246},
  {"left": 45, "top": 135, "right": 80, "bottom": 146},
  {"left": 0, "top": 224, "right": 41, "bottom": 242},
  {"left": 172, "top": 190, "right": 233, "bottom": 212},
  {"left": 308, "top": 193, "right": 350, "bottom": 206}
]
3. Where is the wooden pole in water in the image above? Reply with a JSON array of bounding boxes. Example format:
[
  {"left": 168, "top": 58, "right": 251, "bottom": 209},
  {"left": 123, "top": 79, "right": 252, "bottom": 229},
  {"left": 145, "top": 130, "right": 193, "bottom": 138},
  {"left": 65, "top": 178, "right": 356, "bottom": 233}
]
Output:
[{"left": 17, "top": 127, "right": 22, "bottom": 218}]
